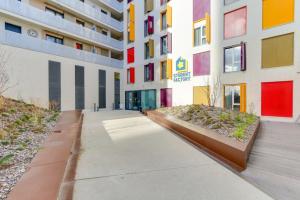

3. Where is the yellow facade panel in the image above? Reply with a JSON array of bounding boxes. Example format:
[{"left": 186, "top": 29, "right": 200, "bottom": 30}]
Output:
[
  {"left": 193, "top": 86, "right": 210, "bottom": 106},
  {"left": 263, "top": 0, "right": 294, "bottom": 29}
]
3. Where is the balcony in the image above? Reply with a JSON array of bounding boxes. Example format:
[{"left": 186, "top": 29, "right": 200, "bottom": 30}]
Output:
[
  {"left": 0, "top": 0, "right": 123, "bottom": 51},
  {"left": 48, "top": 0, "right": 123, "bottom": 32},
  {"left": 96, "top": 0, "right": 123, "bottom": 13},
  {"left": 0, "top": 30, "right": 123, "bottom": 69}
]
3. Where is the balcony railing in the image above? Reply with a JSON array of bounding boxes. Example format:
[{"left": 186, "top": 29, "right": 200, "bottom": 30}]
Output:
[
  {"left": 0, "top": 0, "right": 123, "bottom": 51},
  {"left": 97, "top": 0, "right": 123, "bottom": 13},
  {"left": 49, "top": 0, "right": 123, "bottom": 32},
  {"left": 0, "top": 30, "right": 123, "bottom": 69}
]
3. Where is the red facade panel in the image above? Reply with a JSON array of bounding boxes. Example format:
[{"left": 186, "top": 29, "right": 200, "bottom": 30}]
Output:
[
  {"left": 130, "top": 67, "right": 135, "bottom": 84},
  {"left": 127, "top": 47, "right": 135, "bottom": 64},
  {"left": 224, "top": 7, "right": 247, "bottom": 39},
  {"left": 261, "top": 81, "right": 293, "bottom": 117}
]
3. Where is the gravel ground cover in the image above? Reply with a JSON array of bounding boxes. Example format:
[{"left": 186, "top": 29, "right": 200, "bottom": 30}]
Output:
[
  {"left": 0, "top": 96, "right": 59, "bottom": 200},
  {"left": 157, "top": 105, "right": 259, "bottom": 143}
]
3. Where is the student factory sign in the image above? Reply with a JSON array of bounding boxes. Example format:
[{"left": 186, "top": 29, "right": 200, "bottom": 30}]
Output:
[{"left": 173, "top": 57, "right": 191, "bottom": 82}]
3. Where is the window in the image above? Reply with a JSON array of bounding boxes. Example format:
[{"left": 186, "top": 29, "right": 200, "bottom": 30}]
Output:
[
  {"left": 193, "top": 51, "right": 210, "bottom": 76},
  {"left": 193, "top": 0, "right": 210, "bottom": 21},
  {"left": 127, "top": 47, "right": 135, "bottom": 64},
  {"left": 262, "top": 0, "right": 294, "bottom": 29},
  {"left": 76, "top": 19, "right": 85, "bottom": 27},
  {"left": 45, "top": 7, "right": 64, "bottom": 18},
  {"left": 224, "top": 84, "right": 246, "bottom": 112},
  {"left": 102, "top": 30, "right": 108, "bottom": 35},
  {"left": 161, "top": 35, "right": 167, "bottom": 55},
  {"left": 224, "top": 7, "right": 247, "bottom": 39},
  {"left": 127, "top": 67, "right": 135, "bottom": 84},
  {"left": 161, "top": 11, "right": 167, "bottom": 30},
  {"left": 76, "top": 43, "right": 83, "bottom": 50},
  {"left": 145, "top": 42, "right": 150, "bottom": 59},
  {"left": 46, "top": 34, "right": 64, "bottom": 45},
  {"left": 5, "top": 23, "right": 21, "bottom": 34},
  {"left": 101, "top": 9, "right": 108, "bottom": 15},
  {"left": 261, "top": 81, "right": 293, "bottom": 117},
  {"left": 224, "top": 42, "right": 246, "bottom": 72},
  {"left": 194, "top": 21, "right": 207, "bottom": 46},
  {"left": 161, "top": 61, "right": 167, "bottom": 79},
  {"left": 262, "top": 33, "right": 294, "bottom": 68},
  {"left": 144, "top": 63, "right": 154, "bottom": 82}
]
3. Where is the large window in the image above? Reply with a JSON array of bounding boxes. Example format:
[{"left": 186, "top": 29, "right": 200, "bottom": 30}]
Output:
[
  {"left": 224, "top": 7, "right": 247, "bottom": 39},
  {"left": 262, "top": 33, "right": 294, "bottom": 68},
  {"left": 194, "top": 21, "right": 207, "bottom": 47},
  {"left": 262, "top": 0, "right": 294, "bottom": 29},
  {"left": 5, "top": 23, "right": 21, "bottom": 34},
  {"left": 224, "top": 43, "right": 246, "bottom": 72},
  {"left": 46, "top": 34, "right": 63, "bottom": 45},
  {"left": 224, "top": 84, "right": 246, "bottom": 112}
]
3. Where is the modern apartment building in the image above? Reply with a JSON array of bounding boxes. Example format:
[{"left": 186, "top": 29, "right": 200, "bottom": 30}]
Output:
[
  {"left": 0, "top": 0, "right": 124, "bottom": 111},
  {"left": 124, "top": 0, "right": 300, "bottom": 122},
  {"left": 1, "top": 0, "right": 299, "bottom": 122}
]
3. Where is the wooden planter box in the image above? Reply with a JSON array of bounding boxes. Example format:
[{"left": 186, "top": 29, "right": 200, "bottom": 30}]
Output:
[{"left": 146, "top": 110, "right": 260, "bottom": 171}]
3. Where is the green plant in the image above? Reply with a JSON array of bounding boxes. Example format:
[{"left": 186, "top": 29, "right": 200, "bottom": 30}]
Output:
[
  {"left": 1, "top": 112, "right": 9, "bottom": 117},
  {"left": 245, "top": 114, "right": 256, "bottom": 125},
  {"left": 0, "top": 154, "right": 13, "bottom": 166},
  {"left": 219, "top": 113, "right": 231, "bottom": 122},
  {"left": 233, "top": 125, "right": 246, "bottom": 140}
]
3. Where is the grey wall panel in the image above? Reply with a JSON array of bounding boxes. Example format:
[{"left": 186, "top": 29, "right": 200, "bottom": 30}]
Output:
[
  {"left": 99, "top": 70, "right": 106, "bottom": 109},
  {"left": 75, "top": 65, "right": 85, "bottom": 110},
  {"left": 49, "top": 60, "right": 61, "bottom": 111}
]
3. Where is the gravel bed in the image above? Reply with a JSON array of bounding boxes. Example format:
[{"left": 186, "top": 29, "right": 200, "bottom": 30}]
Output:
[
  {"left": 0, "top": 97, "right": 58, "bottom": 199},
  {"left": 0, "top": 122, "right": 56, "bottom": 200}
]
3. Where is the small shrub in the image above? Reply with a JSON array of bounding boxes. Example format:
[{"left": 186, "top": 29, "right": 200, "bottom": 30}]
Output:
[
  {"left": 0, "top": 154, "right": 14, "bottom": 166},
  {"left": 233, "top": 125, "right": 246, "bottom": 140}
]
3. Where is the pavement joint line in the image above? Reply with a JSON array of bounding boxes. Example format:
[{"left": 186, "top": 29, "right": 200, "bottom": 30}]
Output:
[{"left": 74, "top": 163, "right": 216, "bottom": 182}]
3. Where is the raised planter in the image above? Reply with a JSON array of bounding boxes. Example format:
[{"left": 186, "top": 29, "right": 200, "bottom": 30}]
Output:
[{"left": 146, "top": 110, "right": 260, "bottom": 171}]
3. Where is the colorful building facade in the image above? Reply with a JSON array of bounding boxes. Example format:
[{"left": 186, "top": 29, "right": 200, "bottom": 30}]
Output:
[{"left": 124, "top": 0, "right": 300, "bottom": 122}]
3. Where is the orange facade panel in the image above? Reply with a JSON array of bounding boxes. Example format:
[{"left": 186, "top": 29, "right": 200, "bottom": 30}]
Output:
[{"left": 263, "top": 0, "right": 294, "bottom": 29}]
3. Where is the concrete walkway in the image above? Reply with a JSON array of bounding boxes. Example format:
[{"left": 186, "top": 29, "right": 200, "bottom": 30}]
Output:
[
  {"left": 242, "top": 121, "right": 300, "bottom": 200},
  {"left": 73, "top": 111, "right": 272, "bottom": 200}
]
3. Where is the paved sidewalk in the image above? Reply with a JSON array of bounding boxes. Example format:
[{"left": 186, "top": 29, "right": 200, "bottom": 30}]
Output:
[
  {"left": 242, "top": 121, "right": 300, "bottom": 200},
  {"left": 73, "top": 111, "right": 273, "bottom": 200}
]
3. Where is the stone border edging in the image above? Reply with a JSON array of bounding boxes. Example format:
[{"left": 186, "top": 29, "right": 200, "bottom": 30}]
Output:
[
  {"left": 146, "top": 110, "right": 260, "bottom": 171},
  {"left": 7, "top": 111, "right": 83, "bottom": 200}
]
